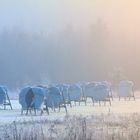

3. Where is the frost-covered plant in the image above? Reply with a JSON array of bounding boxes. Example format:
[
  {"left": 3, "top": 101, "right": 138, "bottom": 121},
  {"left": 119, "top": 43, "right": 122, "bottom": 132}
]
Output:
[{"left": 1, "top": 114, "right": 140, "bottom": 140}]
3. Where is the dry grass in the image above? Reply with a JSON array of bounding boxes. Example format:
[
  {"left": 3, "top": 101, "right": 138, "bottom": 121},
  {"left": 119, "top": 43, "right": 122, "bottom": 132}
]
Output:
[{"left": 0, "top": 113, "right": 140, "bottom": 140}]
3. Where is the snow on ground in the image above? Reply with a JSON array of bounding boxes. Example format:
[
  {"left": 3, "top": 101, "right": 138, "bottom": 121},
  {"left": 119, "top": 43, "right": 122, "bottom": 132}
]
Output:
[{"left": 0, "top": 92, "right": 140, "bottom": 125}]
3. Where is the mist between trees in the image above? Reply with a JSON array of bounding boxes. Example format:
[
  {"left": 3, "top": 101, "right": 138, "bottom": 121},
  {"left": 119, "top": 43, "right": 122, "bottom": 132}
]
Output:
[{"left": 0, "top": 19, "right": 140, "bottom": 90}]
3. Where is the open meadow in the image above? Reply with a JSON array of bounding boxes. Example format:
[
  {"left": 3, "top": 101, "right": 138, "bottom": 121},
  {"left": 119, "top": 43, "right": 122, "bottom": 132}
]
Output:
[{"left": 0, "top": 92, "right": 140, "bottom": 140}]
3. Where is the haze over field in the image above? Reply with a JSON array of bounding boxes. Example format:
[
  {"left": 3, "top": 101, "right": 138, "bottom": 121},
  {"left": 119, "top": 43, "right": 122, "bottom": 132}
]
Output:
[{"left": 0, "top": 0, "right": 140, "bottom": 89}]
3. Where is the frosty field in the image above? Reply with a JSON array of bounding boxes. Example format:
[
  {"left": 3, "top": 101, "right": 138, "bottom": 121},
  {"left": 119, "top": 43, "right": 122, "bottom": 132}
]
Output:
[
  {"left": 0, "top": 92, "right": 140, "bottom": 125},
  {"left": 0, "top": 92, "right": 140, "bottom": 140}
]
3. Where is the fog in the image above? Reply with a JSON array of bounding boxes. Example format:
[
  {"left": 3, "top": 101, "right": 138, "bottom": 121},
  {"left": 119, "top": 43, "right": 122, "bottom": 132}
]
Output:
[{"left": 0, "top": 0, "right": 140, "bottom": 90}]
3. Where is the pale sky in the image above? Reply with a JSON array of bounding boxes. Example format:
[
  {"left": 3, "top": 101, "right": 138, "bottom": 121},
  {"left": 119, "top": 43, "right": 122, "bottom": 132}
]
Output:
[
  {"left": 1, "top": 0, "right": 140, "bottom": 33},
  {"left": 0, "top": 0, "right": 139, "bottom": 33}
]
